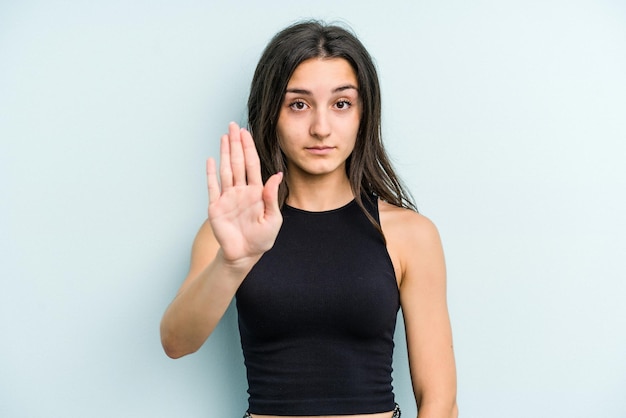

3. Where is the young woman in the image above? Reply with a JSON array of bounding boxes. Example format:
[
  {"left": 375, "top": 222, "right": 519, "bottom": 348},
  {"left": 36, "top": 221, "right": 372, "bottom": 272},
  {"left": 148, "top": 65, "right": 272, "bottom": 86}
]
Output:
[{"left": 160, "top": 21, "right": 457, "bottom": 418}]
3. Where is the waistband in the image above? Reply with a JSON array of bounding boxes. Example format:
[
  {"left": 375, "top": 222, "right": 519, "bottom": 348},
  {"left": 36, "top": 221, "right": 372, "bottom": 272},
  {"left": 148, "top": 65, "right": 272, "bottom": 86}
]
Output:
[{"left": 243, "top": 403, "right": 401, "bottom": 418}]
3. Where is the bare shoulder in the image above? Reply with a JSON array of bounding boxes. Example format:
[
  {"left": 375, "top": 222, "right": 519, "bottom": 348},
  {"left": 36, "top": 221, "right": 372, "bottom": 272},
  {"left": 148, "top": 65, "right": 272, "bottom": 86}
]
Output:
[
  {"left": 378, "top": 200, "right": 441, "bottom": 247},
  {"left": 378, "top": 200, "right": 444, "bottom": 287}
]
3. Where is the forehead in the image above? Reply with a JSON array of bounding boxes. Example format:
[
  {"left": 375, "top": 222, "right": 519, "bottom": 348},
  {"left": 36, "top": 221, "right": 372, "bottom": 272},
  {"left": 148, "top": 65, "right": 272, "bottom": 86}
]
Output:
[{"left": 287, "top": 57, "right": 358, "bottom": 89}]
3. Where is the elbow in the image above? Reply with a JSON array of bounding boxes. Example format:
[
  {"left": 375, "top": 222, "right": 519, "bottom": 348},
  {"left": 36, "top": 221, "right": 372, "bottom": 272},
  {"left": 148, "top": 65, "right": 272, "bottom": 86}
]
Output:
[
  {"left": 450, "top": 402, "right": 459, "bottom": 418},
  {"left": 160, "top": 321, "right": 197, "bottom": 359},
  {"left": 441, "top": 399, "right": 459, "bottom": 418},
  {"left": 161, "top": 332, "right": 184, "bottom": 359},
  {"left": 161, "top": 334, "right": 197, "bottom": 359},
  {"left": 162, "top": 342, "right": 187, "bottom": 359},
  {"left": 415, "top": 397, "right": 458, "bottom": 418}
]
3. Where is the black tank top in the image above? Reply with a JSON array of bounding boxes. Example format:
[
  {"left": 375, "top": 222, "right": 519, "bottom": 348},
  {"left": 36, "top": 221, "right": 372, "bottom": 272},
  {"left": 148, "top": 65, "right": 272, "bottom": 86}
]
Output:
[{"left": 236, "top": 195, "right": 400, "bottom": 415}]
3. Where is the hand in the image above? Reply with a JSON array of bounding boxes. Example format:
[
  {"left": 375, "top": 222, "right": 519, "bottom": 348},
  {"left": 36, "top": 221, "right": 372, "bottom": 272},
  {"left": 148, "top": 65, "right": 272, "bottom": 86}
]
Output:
[{"left": 206, "top": 122, "right": 283, "bottom": 265}]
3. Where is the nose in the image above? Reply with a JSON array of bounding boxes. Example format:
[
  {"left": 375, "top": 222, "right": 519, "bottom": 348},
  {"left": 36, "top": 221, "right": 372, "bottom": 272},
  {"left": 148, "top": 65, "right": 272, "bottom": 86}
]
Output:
[{"left": 309, "top": 108, "right": 331, "bottom": 140}]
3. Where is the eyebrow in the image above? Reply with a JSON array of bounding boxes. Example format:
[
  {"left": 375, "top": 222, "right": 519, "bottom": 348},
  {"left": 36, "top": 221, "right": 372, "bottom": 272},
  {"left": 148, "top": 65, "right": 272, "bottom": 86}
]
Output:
[{"left": 285, "top": 84, "right": 359, "bottom": 95}]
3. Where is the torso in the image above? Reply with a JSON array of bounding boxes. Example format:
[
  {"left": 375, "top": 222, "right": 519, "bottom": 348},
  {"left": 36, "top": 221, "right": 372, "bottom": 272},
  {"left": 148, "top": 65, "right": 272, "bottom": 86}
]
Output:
[{"left": 237, "top": 195, "right": 405, "bottom": 417}]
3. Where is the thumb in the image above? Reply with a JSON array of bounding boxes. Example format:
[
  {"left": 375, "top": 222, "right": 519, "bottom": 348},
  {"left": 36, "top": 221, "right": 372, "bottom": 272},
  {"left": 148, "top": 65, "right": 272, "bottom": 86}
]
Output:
[{"left": 262, "top": 172, "right": 283, "bottom": 219}]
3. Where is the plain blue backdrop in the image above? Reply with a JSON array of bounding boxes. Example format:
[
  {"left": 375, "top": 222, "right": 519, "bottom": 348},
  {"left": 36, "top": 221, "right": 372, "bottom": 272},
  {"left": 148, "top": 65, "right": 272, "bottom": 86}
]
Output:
[{"left": 1, "top": 1, "right": 625, "bottom": 417}]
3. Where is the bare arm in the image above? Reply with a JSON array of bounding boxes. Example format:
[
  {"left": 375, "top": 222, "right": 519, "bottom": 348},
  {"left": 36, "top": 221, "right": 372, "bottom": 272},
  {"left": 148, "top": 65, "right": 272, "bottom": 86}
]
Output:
[
  {"left": 160, "top": 122, "right": 283, "bottom": 359},
  {"left": 381, "top": 204, "right": 458, "bottom": 417}
]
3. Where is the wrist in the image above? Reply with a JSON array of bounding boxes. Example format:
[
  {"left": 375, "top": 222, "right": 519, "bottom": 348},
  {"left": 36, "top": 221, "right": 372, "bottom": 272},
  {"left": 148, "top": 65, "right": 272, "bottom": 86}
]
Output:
[{"left": 214, "top": 248, "right": 261, "bottom": 278}]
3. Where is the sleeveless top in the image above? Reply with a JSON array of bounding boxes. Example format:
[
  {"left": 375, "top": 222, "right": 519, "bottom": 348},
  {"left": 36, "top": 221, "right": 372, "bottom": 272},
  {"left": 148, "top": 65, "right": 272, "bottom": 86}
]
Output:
[{"left": 236, "top": 195, "right": 400, "bottom": 416}]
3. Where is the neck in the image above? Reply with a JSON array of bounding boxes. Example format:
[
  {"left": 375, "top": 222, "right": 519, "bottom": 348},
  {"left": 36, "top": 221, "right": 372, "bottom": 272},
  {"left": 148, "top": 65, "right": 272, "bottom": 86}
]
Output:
[{"left": 285, "top": 173, "right": 354, "bottom": 212}]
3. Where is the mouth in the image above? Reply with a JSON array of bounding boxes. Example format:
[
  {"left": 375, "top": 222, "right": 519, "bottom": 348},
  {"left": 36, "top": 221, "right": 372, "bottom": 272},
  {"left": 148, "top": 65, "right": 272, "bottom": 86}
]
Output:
[{"left": 305, "top": 146, "right": 335, "bottom": 155}]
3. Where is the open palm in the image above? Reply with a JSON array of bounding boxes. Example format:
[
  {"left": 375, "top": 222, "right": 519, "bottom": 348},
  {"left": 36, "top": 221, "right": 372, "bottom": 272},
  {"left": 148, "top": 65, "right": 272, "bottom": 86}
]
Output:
[{"left": 206, "top": 122, "right": 283, "bottom": 264}]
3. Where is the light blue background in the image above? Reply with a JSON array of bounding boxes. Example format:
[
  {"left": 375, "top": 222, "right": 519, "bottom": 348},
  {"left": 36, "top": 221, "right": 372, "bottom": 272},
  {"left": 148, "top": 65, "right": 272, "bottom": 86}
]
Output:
[{"left": 1, "top": 1, "right": 625, "bottom": 417}]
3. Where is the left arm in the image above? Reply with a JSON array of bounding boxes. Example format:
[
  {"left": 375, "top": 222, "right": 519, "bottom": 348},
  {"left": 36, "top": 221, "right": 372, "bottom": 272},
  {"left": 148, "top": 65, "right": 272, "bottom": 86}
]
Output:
[{"left": 381, "top": 204, "right": 457, "bottom": 418}]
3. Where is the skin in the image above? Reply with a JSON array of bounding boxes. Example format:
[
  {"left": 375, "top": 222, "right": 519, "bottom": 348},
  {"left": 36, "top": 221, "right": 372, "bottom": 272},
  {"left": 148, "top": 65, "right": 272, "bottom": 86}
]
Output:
[{"left": 160, "top": 58, "right": 457, "bottom": 418}]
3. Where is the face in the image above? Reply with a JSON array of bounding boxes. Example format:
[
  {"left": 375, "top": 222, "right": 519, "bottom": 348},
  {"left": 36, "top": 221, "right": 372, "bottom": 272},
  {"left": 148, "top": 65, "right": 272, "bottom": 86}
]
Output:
[{"left": 276, "top": 57, "right": 361, "bottom": 180}]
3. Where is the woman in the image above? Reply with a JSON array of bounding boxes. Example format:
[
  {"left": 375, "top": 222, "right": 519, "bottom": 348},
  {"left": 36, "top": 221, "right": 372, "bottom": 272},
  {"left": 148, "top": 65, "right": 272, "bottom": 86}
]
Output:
[{"left": 160, "top": 21, "right": 457, "bottom": 418}]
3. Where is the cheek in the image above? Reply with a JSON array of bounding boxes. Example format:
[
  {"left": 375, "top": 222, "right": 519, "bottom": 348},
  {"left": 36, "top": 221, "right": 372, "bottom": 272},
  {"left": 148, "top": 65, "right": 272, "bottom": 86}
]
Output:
[
  {"left": 350, "top": 108, "right": 361, "bottom": 131},
  {"left": 275, "top": 120, "right": 288, "bottom": 149},
  {"left": 350, "top": 115, "right": 361, "bottom": 142},
  {"left": 277, "top": 119, "right": 307, "bottom": 147}
]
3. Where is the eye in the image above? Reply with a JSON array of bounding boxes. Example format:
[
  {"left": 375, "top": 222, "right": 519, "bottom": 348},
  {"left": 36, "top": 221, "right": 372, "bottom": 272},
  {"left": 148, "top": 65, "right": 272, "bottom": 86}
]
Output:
[
  {"left": 289, "top": 100, "right": 308, "bottom": 111},
  {"left": 334, "top": 99, "right": 352, "bottom": 110}
]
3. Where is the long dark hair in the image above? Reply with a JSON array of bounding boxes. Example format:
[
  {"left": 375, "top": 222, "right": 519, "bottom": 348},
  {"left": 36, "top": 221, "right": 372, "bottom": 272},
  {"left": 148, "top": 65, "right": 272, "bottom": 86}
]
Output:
[{"left": 247, "top": 20, "right": 417, "bottom": 229}]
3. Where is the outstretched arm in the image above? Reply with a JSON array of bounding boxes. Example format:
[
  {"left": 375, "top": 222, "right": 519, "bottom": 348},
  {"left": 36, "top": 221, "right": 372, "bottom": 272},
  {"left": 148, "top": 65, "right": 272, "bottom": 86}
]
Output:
[{"left": 160, "top": 122, "right": 283, "bottom": 359}]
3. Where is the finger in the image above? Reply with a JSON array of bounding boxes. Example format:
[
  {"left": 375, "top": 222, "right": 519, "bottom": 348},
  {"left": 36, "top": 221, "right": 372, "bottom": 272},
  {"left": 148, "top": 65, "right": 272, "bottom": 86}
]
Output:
[
  {"left": 262, "top": 172, "right": 283, "bottom": 220},
  {"left": 228, "top": 122, "right": 246, "bottom": 186},
  {"left": 240, "top": 128, "right": 262, "bottom": 186},
  {"left": 219, "top": 133, "right": 233, "bottom": 189},
  {"left": 206, "top": 158, "right": 220, "bottom": 205}
]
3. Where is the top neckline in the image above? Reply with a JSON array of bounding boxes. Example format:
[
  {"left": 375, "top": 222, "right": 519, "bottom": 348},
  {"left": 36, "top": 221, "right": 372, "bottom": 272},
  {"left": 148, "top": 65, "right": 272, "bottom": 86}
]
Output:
[{"left": 283, "top": 198, "right": 358, "bottom": 215}]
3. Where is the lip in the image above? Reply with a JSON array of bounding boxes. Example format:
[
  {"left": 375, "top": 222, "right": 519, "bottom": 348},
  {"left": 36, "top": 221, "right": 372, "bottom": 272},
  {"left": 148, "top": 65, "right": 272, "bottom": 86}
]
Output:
[{"left": 305, "top": 146, "right": 335, "bottom": 155}]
